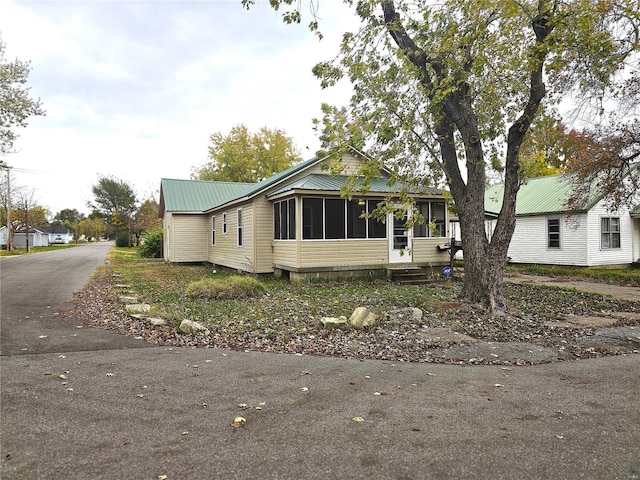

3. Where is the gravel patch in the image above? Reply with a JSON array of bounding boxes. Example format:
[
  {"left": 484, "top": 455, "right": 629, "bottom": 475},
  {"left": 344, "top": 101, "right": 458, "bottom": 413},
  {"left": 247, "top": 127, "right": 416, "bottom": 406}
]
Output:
[{"left": 69, "top": 269, "right": 640, "bottom": 366}]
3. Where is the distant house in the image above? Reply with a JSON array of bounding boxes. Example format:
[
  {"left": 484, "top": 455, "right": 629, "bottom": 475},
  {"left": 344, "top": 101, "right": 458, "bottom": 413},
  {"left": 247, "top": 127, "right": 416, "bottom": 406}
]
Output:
[
  {"left": 159, "top": 152, "right": 452, "bottom": 281},
  {"left": 39, "top": 227, "right": 73, "bottom": 244},
  {"left": 0, "top": 226, "right": 50, "bottom": 248},
  {"left": 485, "top": 173, "right": 640, "bottom": 267}
]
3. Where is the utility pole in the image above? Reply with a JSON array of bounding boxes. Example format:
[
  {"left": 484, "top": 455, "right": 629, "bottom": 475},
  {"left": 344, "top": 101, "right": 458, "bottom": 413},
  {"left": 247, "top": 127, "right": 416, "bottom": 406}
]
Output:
[{"left": 0, "top": 161, "right": 12, "bottom": 251}]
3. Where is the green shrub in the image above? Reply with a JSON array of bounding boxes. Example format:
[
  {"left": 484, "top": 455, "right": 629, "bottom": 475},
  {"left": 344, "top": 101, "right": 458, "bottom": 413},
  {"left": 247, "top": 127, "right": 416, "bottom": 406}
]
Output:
[
  {"left": 186, "top": 275, "right": 266, "bottom": 300},
  {"left": 115, "top": 231, "right": 131, "bottom": 247},
  {"left": 139, "top": 228, "right": 162, "bottom": 258}
]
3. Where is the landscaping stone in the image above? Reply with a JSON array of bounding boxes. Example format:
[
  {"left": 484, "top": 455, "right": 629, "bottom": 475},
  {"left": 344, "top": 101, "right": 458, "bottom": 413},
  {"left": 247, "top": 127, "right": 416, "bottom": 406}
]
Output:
[
  {"left": 417, "top": 327, "right": 477, "bottom": 346},
  {"left": 119, "top": 295, "right": 139, "bottom": 304},
  {"left": 179, "top": 319, "right": 210, "bottom": 335},
  {"left": 148, "top": 317, "right": 167, "bottom": 327},
  {"left": 320, "top": 316, "right": 348, "bottom": 329},
  {"left": 348, "top": 307, "right": 377, "bottom": 328},
  {"left": 125, "top": 304, "right": 151, "bottom": 314}
]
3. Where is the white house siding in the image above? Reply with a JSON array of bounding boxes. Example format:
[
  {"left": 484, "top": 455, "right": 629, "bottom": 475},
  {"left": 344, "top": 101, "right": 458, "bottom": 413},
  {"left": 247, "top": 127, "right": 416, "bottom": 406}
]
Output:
[
  {"left": 208, "top": 203, "right": 255, "bottom": 272},
  {"left": 412, "top": 238, "right": 451, "bottom": 264},
  {"left": 586, "top": 201, "right": 635, "bottom": 266},
  {"left": 170, "top": 214, "right": 208, "bottom": 262},
  {"left": 505, "top": 214, "right": 589, "bottom": 266},
  {"left": 633, "top": 218, "right": 640, "bottom": 263},
  {"left": 299, "top": 240, "right": 388, "bottom": 268}
]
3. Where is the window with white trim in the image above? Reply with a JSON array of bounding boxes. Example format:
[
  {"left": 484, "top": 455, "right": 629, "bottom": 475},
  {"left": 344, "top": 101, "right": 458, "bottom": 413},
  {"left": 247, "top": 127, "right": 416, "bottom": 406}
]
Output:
[
  {"left": 413, "top": 201, "right": 446, "bottom": 237},
  {"left": 301, "top": 197, "right": 386, "bottom": 240},
  {"left": 547, "top": 218, "right": 560, "bottom": 248},
  {"left": 601, "top": 217, "right": 620, "bottom": 249},
  {"left": 273, "top": 198, "right": 296, "bottom": 240},
  {"left": 237, "top": 209, "right": 243, "bottom": 247}
]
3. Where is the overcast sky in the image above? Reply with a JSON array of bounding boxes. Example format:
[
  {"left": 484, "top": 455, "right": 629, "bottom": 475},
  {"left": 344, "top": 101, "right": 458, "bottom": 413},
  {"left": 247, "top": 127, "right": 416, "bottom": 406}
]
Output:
[{"left": 1, "top": 0, "right": 356, "bottom": 217}]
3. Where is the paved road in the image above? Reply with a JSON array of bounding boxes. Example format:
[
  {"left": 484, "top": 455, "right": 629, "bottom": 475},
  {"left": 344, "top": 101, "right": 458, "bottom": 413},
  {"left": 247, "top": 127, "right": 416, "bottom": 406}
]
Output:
[
  {"left": 1, "top": 247, "right": 639, "bottom": 479},
  {"left": 1, "top": 242, "right": 149, "bottom": 356}
]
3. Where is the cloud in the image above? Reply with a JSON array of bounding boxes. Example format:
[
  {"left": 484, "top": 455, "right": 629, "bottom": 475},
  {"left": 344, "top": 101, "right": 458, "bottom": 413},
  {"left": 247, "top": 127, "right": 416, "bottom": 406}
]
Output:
[{"left": 0, "top": 0, "right": 357, "bottom": 216}]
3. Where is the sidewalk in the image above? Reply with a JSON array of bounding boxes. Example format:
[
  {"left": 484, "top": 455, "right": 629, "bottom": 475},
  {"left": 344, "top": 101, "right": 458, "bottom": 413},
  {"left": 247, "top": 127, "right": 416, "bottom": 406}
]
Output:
[{"left": 505, "top": 273, "right": 639, "bottom": 302}]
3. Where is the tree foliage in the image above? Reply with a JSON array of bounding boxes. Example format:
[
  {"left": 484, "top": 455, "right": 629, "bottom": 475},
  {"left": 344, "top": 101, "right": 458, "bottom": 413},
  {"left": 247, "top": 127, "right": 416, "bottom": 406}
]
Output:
[
  {"left": 565, "top": 119, "right": 640, "bottom": 211},
  {"left": 0, "top": 35, "right": 45, "bottom": 155},
  {"left": 89, "top": 175, "right": 137, "bottom": 223},
  {"left": 191, "top": 124, "right": 302, "bottom": 182},
  {"left": 252, "top": 0, "right": 640, "bottom": 314}
]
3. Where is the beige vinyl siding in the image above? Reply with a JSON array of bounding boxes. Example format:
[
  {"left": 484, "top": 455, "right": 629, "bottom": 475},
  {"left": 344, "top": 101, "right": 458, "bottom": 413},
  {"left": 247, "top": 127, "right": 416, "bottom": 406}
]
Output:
[
  {"left": 299, "top": 240, "right": 387, "bottom": 268},
  {"left": 273, "top": 241, "right": 298, "bottom": 268},
  {"left": 412, "top": 238, "right": 450, "bottom": 263},
  {"left": 170, "top": 214, "right": 209, "bottom": 262},
  {"left": 253, "top": 196, "right": 277, "bottom": 273},
  {"left": 208, "top": 203, "right": 256, "bottom": 271},
  {"left": 162, "top": 213, "right": 173, "bottom": 261}
]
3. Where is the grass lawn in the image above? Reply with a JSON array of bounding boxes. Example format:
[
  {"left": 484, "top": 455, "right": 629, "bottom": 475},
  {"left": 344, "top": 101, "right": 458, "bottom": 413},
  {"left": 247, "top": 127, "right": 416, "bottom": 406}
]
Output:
[{"left": 0, "top": 244, "right": 81, "bottom": 256}]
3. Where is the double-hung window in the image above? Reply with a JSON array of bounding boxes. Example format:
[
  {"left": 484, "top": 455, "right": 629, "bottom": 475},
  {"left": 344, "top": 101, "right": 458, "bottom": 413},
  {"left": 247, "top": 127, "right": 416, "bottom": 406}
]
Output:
[
  {"left": 237, "top": 209, "right": 243, "bottom": 247},
  {"left": 547, "top": 218, "right": 560, "bottom": 248},
  {"left": 601, "top": 217, "right": 620, "bottom": 249},
  {"left": 223, "top": 213, "right": 228, "bottom": 235},
  {"left": 211, "top": 216, "right": 216, "bottom": 246}
]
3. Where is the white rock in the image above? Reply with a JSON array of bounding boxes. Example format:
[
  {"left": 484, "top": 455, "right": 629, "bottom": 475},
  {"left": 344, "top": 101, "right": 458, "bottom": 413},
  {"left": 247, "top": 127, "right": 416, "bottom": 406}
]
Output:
[
  {"left": 320, "top": 316, "right": 349, "bottom": 329},
  {"left": 125, "top": 304, "right": 151, "bottom": 314},
  {"left": 348, "top": 307, "right": 377, "bottom": 328},
  {"left": 179, "top": 319, "right": 210, "bottom": 335},
  {"left": 387, "top": 307, "right": 423, "bottom": 323}
]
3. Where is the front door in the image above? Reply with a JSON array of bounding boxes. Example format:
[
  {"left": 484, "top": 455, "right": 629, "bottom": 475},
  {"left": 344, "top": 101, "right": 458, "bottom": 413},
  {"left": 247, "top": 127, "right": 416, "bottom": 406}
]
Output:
[{"left": 388, "top": 208, "right": 412, "bottom": 263}]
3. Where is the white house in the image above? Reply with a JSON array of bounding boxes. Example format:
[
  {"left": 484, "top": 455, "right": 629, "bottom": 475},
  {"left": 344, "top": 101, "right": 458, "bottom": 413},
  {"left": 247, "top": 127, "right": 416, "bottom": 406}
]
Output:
[
  {"left": 0, "top": 226, "right": 50, "bottom": 248},
  {"left": 485, "top": 174, "right": 640, "bottom": 267}
]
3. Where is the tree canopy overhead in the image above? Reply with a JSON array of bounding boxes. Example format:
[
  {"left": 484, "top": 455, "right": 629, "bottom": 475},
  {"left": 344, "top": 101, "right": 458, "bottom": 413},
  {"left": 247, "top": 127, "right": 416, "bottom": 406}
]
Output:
[
  {"left": 0, "top": 35, "right": 45, "bottom": 155},
  {"left": 191, "top": 124, "right": 302, "bottom": 183},
  {"left": 249, "top": 0, "right": 640, "bottom": 314}
]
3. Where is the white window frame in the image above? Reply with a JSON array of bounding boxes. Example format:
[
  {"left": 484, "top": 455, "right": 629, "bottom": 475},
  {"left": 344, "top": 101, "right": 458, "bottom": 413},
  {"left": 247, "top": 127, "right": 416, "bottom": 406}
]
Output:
[
  {"left": 237, "top": 208, "right": 243, "bottom": 247},
  {"left": 547, "top": 217, "right": 561, "bottom": 249},
  {"left": 601, "top": 216, "right": 621, "bottom": 249}
]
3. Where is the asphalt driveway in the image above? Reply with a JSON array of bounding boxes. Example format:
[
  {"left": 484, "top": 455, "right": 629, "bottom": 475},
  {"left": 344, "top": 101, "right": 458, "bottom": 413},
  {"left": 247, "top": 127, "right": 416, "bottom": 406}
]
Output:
[{"left": 1, "top": 245, "right": 639, "bottom": 479}]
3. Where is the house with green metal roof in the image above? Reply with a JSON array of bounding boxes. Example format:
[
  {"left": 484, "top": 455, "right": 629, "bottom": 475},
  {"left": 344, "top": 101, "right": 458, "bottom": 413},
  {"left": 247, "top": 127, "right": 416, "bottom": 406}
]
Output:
[
  {"left": 159, "top": 151, "right": 451, "bottom": 280},
  {"left": 484, "top": 173, "right": 640, "bottom": 267}
]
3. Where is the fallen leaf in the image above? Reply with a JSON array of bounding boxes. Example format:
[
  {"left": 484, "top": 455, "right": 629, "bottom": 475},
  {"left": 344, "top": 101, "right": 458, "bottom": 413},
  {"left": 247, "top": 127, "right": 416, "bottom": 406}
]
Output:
[
  {"left": 59, "top": 374, "right": 68, "bottom": 380},
  {"left": 352, "top": 416, "right": 365, "bottom": 422},
  {"left": 555, "top": 434, "right": 564, "bottom": 440},
  {"left": 427, "top": 372, "right": 437, "bottom": 377},
  {"left": 106, "top": 373, "right": 114, "bottom": 377},
  {"left": 157, "top": 475, "right": 168, "bottom": 480},
  {"left": 38, "top": 335, "right": 48, "bottom": 339},
  {"left": 136, "top": 394, "right": 144, "bottom": 398},
  {"left": 494, "top": 384, "right": 505, "bottom": 388},
  {"left": 237, "top": 403, "right": 249, "bottom": 409},
  {"left": 231, "top": 417, "right": 246, "bottom": 428},
  {"left": 181, "top": 431, "right": 189, "bottom": 435},
  {"left": 58, "top": 355, "right": 66, "bottom": 359},
  {"left": 300, "top": 387, "right": 309, "bottom": 392},
  {"left": 44, "top": 371, "right": 52, "bottom": 376}
]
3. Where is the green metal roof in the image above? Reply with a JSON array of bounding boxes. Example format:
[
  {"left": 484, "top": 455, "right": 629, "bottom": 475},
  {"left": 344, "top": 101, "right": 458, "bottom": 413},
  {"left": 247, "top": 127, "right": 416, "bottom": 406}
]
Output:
[
  {"left": 160, "top": 178, "right": 253, "bottom": 212},
  {"left": 267, "top": 173, "right": 441, "bottom": 197},
  {"left": 485, "top": 175, "right": 576, "bottom": 216}
]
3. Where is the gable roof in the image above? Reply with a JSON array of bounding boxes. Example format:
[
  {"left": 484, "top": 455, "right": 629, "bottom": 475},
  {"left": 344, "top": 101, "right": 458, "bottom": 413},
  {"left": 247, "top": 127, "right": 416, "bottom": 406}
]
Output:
[
  {"left": 484, "top": 173, "right": 607, "bottom": 216},
  {"left": 39, "top": 227, "right": 71, "bottom": 235},
  {"left": 267, "top": 173, "right": 441, "bottom": 197},
  {"left": 160, "top": 178, "right": 254, "bottom": 213}
]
